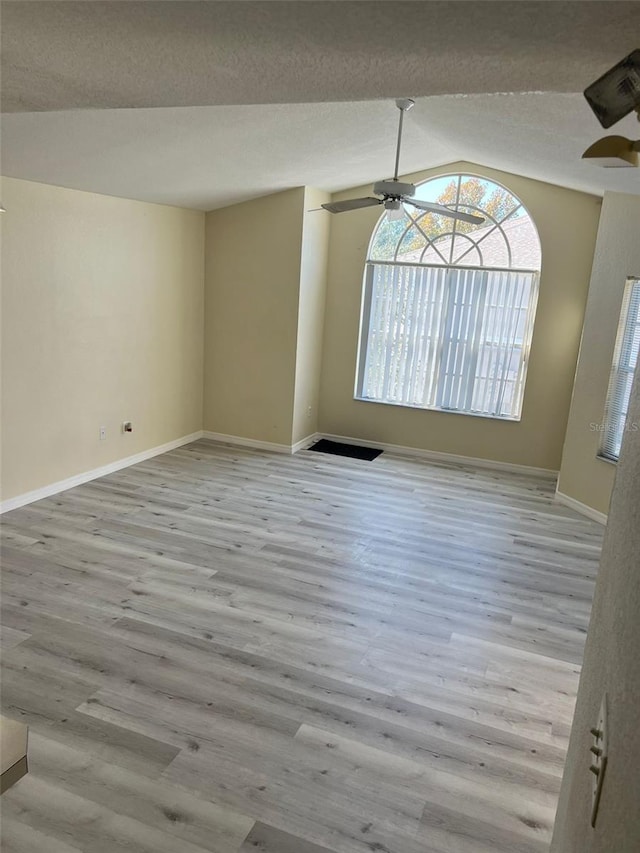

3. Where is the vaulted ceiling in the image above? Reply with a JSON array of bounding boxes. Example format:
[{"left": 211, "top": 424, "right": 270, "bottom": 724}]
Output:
[{"left": 2, "top": 1, "right": 640, "bottom": 209}]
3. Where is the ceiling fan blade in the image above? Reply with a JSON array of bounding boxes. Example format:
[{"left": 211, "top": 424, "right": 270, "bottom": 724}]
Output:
[
  {"left": 321, "top": 197, "right": 382, "bottom": 214},
  {"left": 405, "top": 198, "right": 484, "bottom": 225}
]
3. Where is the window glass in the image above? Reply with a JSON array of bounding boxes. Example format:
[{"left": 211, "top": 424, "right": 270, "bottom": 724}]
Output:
[
  {"left": 357, "top": 174, "right": 541, "bottom": 420},
  {"left": 600, "top": 277, "right": 640, "bottom": 460}
]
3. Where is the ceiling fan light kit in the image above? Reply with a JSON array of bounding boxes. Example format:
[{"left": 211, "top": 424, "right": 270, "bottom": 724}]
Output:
[
  {"left": 321, "top": 98, "right": 485, "bottom": 226},
  {"left": 384, "top": 199, "right": 405, "bottom": 221}
]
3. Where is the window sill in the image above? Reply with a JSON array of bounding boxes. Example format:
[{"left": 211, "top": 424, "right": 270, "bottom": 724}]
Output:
[
  {"left": 354, "top": 395, "right": 522, "bottom": 423},
  {"left": 596, "top": 453, "right": 618, "bottom": 467}
]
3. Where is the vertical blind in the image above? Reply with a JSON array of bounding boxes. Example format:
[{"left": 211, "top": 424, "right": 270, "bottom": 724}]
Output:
[
  {"left": 600, "top": 277, "right": 640, "bottom": 461},
  {"left": 357, "top": 262, "right": 538, "bottom": 420}
]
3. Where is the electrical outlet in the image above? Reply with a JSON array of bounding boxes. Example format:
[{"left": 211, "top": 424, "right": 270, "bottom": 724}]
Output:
[
  {"left": 590, "top": 693, "right": 608, "bottom": 827},
  {"left": 122, "top": 421, "right": 133, "bottom": 434},
  {"left": 99, "top": 426, "right": 106, "bottom": 440}
]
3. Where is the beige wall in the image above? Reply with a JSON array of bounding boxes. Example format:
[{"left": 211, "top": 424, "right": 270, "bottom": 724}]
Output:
[
  {"left": 0, "top": 177, "right": 204, "bottom": 502},
  {"left": 0, "top": 167, "right": 610, "bottom": 504},
  {"left": 203, "top": 188, "right": 306, "bottom": 446},
  {"left": 551, "top": 365, "right": 640, "bottom": 853},
  {"left": 558, "top": 192, "right": 640, "bottom": 516},
  {"left": 292, "top": 187, "right": 331, "bottom": 445},
  {"left": 318, "top": 161, "right": 601, "bottom": 470}
]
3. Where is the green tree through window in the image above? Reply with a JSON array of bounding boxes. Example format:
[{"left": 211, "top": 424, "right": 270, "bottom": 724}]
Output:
[{"left": 370, "top": 175, "right": 524, "bottom": 263}]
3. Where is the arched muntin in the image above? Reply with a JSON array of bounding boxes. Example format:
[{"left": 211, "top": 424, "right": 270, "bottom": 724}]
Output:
[{"left": 367, "top": 172, "right": 541, "bottom": 272}]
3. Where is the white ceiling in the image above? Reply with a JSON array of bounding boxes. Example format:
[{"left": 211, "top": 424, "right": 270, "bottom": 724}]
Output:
[
  {"left": 2, "top": 1, "right": 640, "bottom": 209},
  {"left": 4, "top": 1, "right": 639, "bottom": 112}
]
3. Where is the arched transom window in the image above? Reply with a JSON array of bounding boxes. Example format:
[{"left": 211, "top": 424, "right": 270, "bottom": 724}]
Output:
[{"left": 357, "top": 174, "right": 541, "bottom": 420}]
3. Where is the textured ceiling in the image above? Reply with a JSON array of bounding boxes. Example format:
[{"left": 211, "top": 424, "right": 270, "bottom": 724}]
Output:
[
  {"left": 1, "top": 2, "right": 640, "bottom": 209},
  {"left": 3, "top": 1, "right": 640, "bottom": 112}
]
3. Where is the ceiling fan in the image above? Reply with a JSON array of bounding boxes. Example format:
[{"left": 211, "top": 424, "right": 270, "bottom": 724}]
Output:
[
  {"left": 322, "top": 98, "right": 485, "bottom": 225},
  {"left": 581, "top": 49, "right": 640, "bottom": 168}
]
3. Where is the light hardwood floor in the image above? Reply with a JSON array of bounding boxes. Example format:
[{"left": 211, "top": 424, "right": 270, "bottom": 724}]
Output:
[{"left": 0, "top": 439, "right": 603, "bottom": 853}]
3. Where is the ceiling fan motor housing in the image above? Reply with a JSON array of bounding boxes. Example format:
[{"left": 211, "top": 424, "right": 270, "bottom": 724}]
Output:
[{"left": 373, "top": 180, "right": 416, "bottom": 199}]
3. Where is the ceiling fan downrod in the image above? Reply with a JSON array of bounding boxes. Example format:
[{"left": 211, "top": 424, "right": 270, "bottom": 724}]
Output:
[{"left": 393, "top": 98, "right": 415, "bottom": 181}]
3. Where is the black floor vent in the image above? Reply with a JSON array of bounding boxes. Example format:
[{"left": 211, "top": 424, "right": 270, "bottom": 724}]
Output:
[{"left": 308, "top": 439, "right": 383, "bottom": 461}]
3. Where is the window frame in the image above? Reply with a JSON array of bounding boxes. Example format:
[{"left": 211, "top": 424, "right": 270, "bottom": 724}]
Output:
[
  {"left": 355, "top": 260, "right": 540, "bottom": 421},
  {"left": 598, "top": 276, "right": 640, "bottom": 463},
  {"left": 355, "top": 173, "right": 542, "bottom": 421}
]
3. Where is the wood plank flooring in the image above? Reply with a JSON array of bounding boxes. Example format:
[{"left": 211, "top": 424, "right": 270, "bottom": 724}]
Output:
[{"left": 0, "top": 439, "right": 603, "bottom": 852}]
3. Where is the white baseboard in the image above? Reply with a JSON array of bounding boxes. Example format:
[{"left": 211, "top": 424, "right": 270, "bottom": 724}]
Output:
[
  {"left": 0, "top": 431, "right": 204, "bottom": 515},
  {"left": 202, "top": 430, "right": 319, "bottom": 455},
  {"left": 292, "top": 434, "right": 320, "bottom": 454},
  {"left": 201, "top": 431, "right": 291, "bottom": 454},
  {"left": 202, "top": 428, "right": 557, "bottom": 478},
  {"left": 3, "top": 426, "right": 559, "bottom": 515},
  {"left": 315, "top": 432, "right": 558, "bottom": 479},
  {"left": 555, "top": 490, "right": 608, "bottom": 525}
]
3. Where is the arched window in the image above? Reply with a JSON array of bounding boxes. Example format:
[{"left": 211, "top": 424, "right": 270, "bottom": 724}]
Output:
[{"left": 356, "top": 174, "right": 541, "bottom": 420}]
